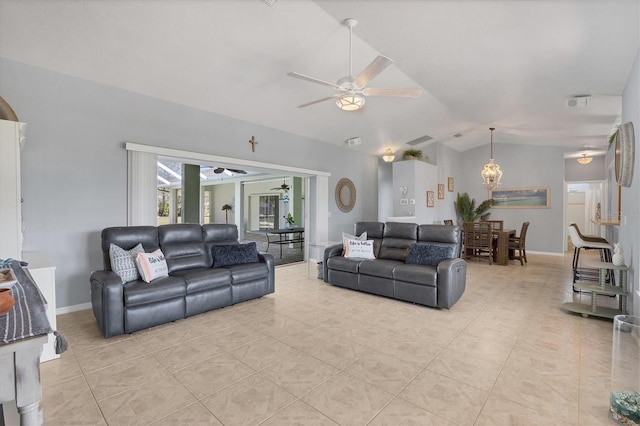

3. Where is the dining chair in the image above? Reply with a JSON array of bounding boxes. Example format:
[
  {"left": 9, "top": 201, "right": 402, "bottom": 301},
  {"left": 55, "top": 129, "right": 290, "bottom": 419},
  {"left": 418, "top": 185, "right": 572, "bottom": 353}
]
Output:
[
  {"left": 481, "top": 220, "right": 504, "bottom": 231},
  {"left": 567, "top": 225, "right": 612, "bottom": 288},
  {"left": 508, "top": 222, "right": 529, "bottom": 265},
  {"left": 463, "top": 222, "right": 493, "bottom": 264},
  {"left": 444, "top": 219, "right": 454, "bottom": 225}
]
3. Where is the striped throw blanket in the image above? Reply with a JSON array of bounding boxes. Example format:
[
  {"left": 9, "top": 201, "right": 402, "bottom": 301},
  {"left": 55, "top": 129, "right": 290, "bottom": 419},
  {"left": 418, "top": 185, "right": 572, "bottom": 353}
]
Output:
[{"left": 0, "top": 261, "right": 67, "bottom": 353}]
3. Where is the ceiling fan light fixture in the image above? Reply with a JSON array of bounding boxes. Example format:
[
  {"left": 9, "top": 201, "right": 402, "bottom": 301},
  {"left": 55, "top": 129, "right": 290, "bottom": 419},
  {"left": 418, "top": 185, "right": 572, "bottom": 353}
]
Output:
[
  {"left": 336, "top": 94, "right": 365, "bottom": 111},
  {"left": 577, "top": 154, "right": 593, "bottom": 165},
  {"left": 481, "top": 127, "right": 503, "bottom": 190},
  {"left": 382, "top": 148, "right": 395, "bottom": 162}
]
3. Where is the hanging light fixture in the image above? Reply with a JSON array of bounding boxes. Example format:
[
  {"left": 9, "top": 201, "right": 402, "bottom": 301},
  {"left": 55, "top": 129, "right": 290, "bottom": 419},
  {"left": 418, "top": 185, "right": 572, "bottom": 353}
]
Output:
[
  {"left": 382, "top": 148, "right": 395, "bottom": 162},
  {"left": 480, "top": 127, "right": 503, "bottom": 190},
  {"left": 336, "top": 93, "right": 365, "bottom": 111},
  {"left": 576, "top": 154, "right": 593, "bottom": 165}
]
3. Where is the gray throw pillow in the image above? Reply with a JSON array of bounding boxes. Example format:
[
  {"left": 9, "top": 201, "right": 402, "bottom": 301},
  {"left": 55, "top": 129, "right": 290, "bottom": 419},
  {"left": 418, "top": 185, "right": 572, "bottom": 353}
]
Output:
[
  {"left": 109, "top": 243, "right": 145, "bottom": 283},
  {"left": 406, "top": 243, "right": 455, "bottom": 266},
  {"left": 212, "top": 242, "right": 259, "bottom": 268}
]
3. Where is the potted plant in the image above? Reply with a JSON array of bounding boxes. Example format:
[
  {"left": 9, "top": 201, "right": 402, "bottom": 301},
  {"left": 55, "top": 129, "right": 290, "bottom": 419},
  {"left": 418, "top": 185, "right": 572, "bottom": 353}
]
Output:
[
  {"left": 454, "top": 192, "right": 491, "bottom": 223},
  {"left": 284, "top": 213, "right": 295, "bottom": 228},
  {"left": 221, "top": 204, "right": 232, "bottom": 224},
  {"left": 402, "top": 149, "right": 424, "bottom": 161}
]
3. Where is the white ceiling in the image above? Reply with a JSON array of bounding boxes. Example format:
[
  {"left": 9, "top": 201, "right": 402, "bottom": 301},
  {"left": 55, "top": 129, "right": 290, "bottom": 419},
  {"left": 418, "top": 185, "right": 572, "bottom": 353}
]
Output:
[{"left": 1, "top": 0, "right": 638, "bottom": 158}]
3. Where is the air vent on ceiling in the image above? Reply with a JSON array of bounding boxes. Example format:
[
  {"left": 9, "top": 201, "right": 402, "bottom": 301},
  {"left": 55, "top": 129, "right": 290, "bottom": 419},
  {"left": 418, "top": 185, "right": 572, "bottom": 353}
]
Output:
[
  {"left": 406, "top": 134, "right": 433, "bottom": 146},
  {"left": 566, "top": 96, "right": 591, "bottom": 108},
  {"left": 262, "top": 0, "right": 277, "bottom": 6}
]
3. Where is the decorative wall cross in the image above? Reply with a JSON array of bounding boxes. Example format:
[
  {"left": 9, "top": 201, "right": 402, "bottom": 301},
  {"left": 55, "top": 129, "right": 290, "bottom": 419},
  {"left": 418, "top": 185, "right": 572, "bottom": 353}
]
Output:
[{"left": 249, "top": 136, "right": 258, "bottom": 152}]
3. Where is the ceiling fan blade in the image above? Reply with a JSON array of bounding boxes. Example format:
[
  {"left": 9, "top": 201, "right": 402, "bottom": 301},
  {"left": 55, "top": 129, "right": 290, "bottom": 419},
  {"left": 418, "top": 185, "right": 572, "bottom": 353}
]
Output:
[
  {"left": 353, "top": 55, "right": 393, "bottom": 89},
  {"left": 227, "top": 168, "right": 247, "bottom": 174},
  {"left": 297, "top": 94, "right": 341, "bottom": 108},
  {"left": 287, "top": 72, "right": 342, "bottom": 90},
  {"left": 213, "top": 167, "right": 225, "bottom": 174},
  {"left": 363, "top": 87, "right": 423, "bottom": 98}
]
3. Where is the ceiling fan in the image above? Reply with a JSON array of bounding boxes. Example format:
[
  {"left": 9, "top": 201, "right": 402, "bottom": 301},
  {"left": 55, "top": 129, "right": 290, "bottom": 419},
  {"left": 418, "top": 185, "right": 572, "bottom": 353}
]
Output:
[
  {"left": 213, "top": 167, "right": 246, "bottom": 175},
  {"left": 271, "top": 180, "right": 290, "bottom": 191},
  {"left": 287, "top": 18, "right": 422, "bottom": 111}
]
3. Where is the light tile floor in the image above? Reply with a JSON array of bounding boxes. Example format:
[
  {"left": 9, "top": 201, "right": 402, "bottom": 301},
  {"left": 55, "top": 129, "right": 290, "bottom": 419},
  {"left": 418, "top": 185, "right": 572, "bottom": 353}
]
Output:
[{"left": 39, "top": 250, "right": 620, "bottom": 425}]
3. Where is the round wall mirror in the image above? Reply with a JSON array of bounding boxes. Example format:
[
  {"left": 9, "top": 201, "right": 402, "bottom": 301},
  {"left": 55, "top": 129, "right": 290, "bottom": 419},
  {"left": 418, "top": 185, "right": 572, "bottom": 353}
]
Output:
[
  {"left": 615, "top": 122, "right": 635, "bottom": 188},
  {"left": 335, "top": 178, "right": 356, "bottom": 212}
]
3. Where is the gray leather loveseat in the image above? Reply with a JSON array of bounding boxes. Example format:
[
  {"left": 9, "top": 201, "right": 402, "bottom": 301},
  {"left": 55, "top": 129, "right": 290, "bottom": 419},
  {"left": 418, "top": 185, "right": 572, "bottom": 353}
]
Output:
[
  {"left": 323, "top": 222, "right": 466, "bottom": 309},
  {"left": 90, "top": 223, "right": 274, "bottom": 337}
]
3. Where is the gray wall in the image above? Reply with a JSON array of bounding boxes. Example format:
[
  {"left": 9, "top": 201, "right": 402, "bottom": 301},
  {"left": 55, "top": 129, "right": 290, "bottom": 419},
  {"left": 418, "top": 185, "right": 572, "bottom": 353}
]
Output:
[
  {"left": 458, "top": 142, "right": 568, "bottom": 254},
  {"left": 564, "top": 155, "right": 607, "bottom": 182},
  {"left": 0, "top": 58, "right": 378, "bottom": 309},
  {"left": 621, "top": 48, "right": 640, "bottom": 316}
]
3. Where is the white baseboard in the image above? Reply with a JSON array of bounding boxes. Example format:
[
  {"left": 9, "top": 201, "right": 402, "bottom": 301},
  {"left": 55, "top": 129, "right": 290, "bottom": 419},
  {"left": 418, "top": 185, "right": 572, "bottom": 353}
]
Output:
[
  {"left": 57, "top": 302, "right": 91, "bottom": 315},
  {"left": 527, "top": 250, "right": 564, "bottom": 257}
]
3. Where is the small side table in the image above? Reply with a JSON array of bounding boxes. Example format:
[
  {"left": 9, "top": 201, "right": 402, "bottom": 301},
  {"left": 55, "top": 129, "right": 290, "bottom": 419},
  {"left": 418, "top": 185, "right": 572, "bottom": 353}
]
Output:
[{"left": 563, "top": 261, "right": 628, "bottom": 319}]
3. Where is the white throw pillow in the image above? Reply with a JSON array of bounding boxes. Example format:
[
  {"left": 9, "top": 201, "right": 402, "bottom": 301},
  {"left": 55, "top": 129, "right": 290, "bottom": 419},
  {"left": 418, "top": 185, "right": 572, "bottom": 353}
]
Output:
[
  {"left": 109, "top": 243, "right": 145, "bottom": 284},
  {"left": 343, "top": 238, "right": 376, "bottom": 259},
  {"left": 342, "top": 231, "right": 367, "bottom": 248},
  {"left": 135, "top": 249, "right": 169, "bottom": 283}
]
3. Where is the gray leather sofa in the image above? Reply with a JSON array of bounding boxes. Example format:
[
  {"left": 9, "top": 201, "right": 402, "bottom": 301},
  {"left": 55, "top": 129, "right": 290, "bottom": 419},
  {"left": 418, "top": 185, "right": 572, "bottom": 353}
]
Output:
[
  {"left": 323, "top": 222, "right": 466, "bottom": 309},
  {"left": 90, "top": 223, "right": 274, "bottom": 337}
]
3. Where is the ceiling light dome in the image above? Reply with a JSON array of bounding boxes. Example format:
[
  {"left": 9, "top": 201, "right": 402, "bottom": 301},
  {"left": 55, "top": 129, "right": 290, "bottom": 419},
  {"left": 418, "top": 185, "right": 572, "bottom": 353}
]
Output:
[
  {"left": 382, "top": 148, "right": 395, "bottom": 162},
  {"left": 577, "top": 154, "right": 593, "bottom": 165},
  {"left": 336, "top": 93, "right": 365, "bottom": 111}
]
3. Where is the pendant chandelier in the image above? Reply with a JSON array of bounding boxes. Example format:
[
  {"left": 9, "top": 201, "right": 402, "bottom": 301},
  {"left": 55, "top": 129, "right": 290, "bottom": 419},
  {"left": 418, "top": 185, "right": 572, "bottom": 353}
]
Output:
[{"left": 480, "top": 127, "right": 503, "bottom": 190}]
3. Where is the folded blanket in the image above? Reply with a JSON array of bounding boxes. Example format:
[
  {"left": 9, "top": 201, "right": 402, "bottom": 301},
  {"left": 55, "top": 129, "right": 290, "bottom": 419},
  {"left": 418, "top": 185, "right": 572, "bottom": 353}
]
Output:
[{"left": 0, "top": 260, "right": 67, "bottom": 353}]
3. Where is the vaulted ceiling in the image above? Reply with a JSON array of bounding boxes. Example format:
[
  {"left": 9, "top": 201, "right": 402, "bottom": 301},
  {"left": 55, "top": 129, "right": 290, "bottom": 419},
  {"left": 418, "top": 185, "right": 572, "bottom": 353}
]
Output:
[{"left": 1, "top": 0, "right": 638, "bottom": 159}]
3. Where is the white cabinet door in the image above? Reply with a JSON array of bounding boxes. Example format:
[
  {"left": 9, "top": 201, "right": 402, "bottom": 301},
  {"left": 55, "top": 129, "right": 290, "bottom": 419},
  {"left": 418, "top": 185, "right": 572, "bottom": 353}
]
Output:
[{"left": 0, "top": 120, "right": 25, "bottom": 260}]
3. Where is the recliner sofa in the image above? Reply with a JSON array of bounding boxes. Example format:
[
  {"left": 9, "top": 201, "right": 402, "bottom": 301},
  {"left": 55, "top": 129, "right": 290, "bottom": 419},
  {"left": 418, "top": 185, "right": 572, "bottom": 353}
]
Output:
[
  {"left": 90, "top": 223, "right": 274, "bottom": 337},
  {"left": 323, "top": 222, "right": 466, "bottom": 309}
]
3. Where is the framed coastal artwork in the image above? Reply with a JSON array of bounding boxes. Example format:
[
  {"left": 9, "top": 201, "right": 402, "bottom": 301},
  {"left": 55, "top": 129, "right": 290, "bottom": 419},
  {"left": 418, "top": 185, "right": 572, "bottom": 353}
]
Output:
[
  {"left": 438, "top": 184, "right": 445, "bottom": 199},
  {"left": 448, "top": 177, "right": 454, "bottom": 192},
  {"left": 490, "top": 187, "right": 550, "bottom": 208}
]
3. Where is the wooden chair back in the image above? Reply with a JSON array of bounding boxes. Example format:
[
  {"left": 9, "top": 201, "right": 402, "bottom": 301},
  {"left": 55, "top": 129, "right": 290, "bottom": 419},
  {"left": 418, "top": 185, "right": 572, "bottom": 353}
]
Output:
[{"left": 463, "top": 222, "right": 493, "bottom": 264}]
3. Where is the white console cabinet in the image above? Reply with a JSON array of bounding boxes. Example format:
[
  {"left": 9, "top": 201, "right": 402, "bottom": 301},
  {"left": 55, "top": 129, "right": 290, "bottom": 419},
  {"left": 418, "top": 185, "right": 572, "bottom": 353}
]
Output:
[{"left": 22, "top": 251, "right": 58, "bottom": 362}]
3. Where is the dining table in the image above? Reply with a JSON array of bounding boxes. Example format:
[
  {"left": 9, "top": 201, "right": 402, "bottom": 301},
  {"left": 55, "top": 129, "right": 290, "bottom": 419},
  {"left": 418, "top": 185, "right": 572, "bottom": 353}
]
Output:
[{"left": 493, "top": 228, "right": 516, "bottom": 265}]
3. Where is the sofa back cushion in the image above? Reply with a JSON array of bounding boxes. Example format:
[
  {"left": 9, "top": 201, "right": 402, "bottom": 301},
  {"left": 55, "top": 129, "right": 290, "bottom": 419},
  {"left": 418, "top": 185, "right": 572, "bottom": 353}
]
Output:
[
  {"left": 158, "top": 224, "right": 208, "bottom": 273},
  {"left": 202, "top": 224, "right": 240, "bottom": 266},
  {"left": 101, "top": 226, "right": 159, "bottom": 270},
  {"left": 418, "top": 224, "right": 462, "bottom": 258},
  {"left": 378, "top": 222, "right": 418, "bottom": 261},
  {"left": 355, "top": 222, "right": 384, "bottom": 258}
]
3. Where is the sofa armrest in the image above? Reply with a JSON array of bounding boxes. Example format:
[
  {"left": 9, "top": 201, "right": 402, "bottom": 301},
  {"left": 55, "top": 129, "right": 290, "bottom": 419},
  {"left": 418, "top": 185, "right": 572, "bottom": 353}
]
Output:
[
  {"left": 258, "top": 253, "right": 275, "bottom": 293},
  {"left": 323, "top": 243, "right": 343, "bottom": 283},
  {"left": 436, "top": 258, "right": 467, "bottom": 309},
  {"left": 90, "top": 270, "right": 125, "bottom": 338}
]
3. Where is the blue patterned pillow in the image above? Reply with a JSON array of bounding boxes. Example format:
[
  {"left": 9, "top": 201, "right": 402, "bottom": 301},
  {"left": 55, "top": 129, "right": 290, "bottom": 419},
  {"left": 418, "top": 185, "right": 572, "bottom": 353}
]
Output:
[
  {"left": 406, "top": 243, "right": 455, "bottom": 266},
  {"left": 212, "top": 242, "right": 259, "bottom": 268}
]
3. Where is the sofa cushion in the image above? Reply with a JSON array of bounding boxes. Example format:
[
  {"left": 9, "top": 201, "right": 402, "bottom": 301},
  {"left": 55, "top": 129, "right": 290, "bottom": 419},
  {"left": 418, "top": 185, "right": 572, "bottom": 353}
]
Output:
[
  {"left": 393, "top": 264, "right": 438, "bottom": 287},
  {"left": 378, "top": 237, "right": 415, "bottom": 261},
  {"left": 159, "top": 224, "right": 209, "bottom": 273},
  {"left": 109, "top": 243, "right": 145, "bottom": 284},
  {"left": 344, "top": 239, "right": 375, "bottom": 259},
  {"left": 326, "top": 256, "right": 362, "bottom": 273},
  {"left": 406, "top": 243, "right": 456, "bottom": 266},
  {"left": 123, "top": 275, "right": 186, "bottom": 307},
  {"left": 227, "top": 262, "right": 269, "bottom": 284},
  {"left": 212, "top": 242, "right": 259, "bottom": 268},
  {"left": 355, "top": 222, "right": 384, "bottom": 258},
  {"left": 171, "top": 267, "right": 231, "bottom": 293},
  {"left": 359, "top": 258, "right": 403, "bottom": 279},
  {"left": 102, "top": 226, "right": 159, "bottom": 270},
  {"left": 135, "top": 249, "right": 169, "bottom": 283}
]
